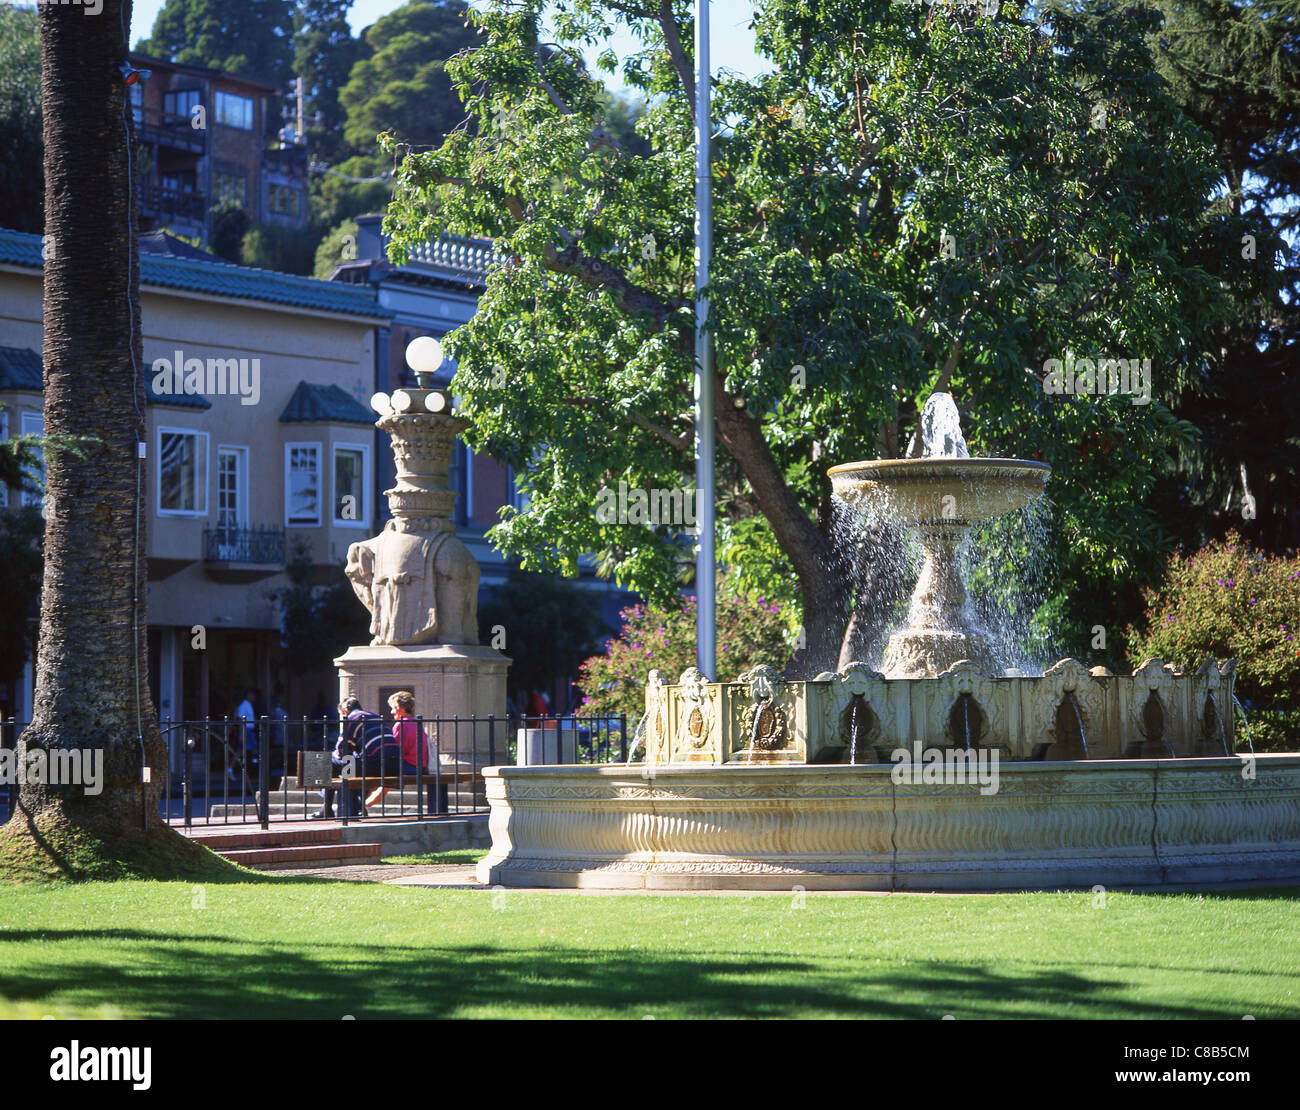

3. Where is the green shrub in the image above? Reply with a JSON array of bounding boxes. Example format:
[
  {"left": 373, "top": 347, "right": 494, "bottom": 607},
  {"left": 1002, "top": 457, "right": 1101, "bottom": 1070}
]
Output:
[
  {"left": 1128, "top": 532, "right": 1300, "bottom": 750},
  {"left": 576, "top": 584, "right": 793, "bottom": 725}
]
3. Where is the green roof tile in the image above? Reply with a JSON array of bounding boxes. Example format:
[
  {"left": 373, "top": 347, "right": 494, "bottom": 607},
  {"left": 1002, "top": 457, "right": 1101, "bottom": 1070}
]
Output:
[
  {"left": 0, "top": 228, "right": 390, "bottom": 320},
  {"left": 0, "top": 344, "right": 213, "bottom": 407},
  {"left": 0, "top": 346, "right": 42, "bottom": 391},
  {"left": 280, "top": 382, "right": 374, "bottom": 425}
]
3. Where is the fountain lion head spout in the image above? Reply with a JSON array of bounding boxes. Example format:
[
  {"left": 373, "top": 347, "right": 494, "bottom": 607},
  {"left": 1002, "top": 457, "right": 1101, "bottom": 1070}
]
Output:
[{"left": 828, "top": 394, "right": 1050, "bottom": 678}]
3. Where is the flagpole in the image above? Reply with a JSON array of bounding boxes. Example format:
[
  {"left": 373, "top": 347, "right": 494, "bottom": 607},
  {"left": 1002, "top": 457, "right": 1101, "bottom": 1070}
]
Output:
[{"left": 694, "top": 0, "right": 716, "bottom": 678}]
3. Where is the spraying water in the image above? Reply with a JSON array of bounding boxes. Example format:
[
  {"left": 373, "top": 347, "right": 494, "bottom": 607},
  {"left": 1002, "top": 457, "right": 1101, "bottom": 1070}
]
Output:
[{"left": 921, "top": 393, "right": 970, "bottom": 459}]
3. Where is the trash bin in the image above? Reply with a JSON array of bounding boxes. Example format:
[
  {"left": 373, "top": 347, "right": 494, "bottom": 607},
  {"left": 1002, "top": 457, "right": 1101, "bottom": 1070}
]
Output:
[{"left": 516, "top": 727, "right": 577, "bottom": 765}]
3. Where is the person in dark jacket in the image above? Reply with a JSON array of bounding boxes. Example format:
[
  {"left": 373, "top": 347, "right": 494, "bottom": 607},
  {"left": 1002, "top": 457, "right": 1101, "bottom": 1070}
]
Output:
[{"left": 310, "top": 696, "right": 385, "bottom": 818}]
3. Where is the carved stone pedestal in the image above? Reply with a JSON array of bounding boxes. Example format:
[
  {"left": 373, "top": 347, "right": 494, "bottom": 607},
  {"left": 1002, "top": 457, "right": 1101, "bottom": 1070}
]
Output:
[
  {"left": 335, "top": 643, "right": 510, "bottom": 768},
  {"left": 335, "top": 373, "right": 511, "bottom": 777}
]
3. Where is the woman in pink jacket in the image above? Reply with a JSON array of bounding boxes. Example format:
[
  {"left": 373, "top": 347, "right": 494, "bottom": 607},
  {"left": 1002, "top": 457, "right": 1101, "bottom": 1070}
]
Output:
[{"left": 365, "top": 690, "right": 429, "bottom": 809}]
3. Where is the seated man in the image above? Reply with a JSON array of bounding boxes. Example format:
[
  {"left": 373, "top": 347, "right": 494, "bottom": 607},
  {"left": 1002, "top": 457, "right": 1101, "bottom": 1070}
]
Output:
[{"left": 310, "top": 696, "right": 385, "bottom": 819}]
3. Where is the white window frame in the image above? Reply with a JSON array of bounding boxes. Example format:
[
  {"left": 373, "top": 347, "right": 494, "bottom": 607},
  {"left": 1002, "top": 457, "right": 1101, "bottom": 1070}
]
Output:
[
  {"left": 332, "top": 442, "right": 371, "bottom": 529},
  {"left": 20, "top": 411, "right": 44, "bottom": 509},
  {"left": 214, "top": 90, "right": 254, "bottom": 131},
  {"left": 216, "top": 445, "right": 249, "bottom": 529},
  {"left": 157, "top": 426, "right": 209, "bottom": 517},
  {"left": 284, "top": 442, "right": 322, "bottom": 527}
]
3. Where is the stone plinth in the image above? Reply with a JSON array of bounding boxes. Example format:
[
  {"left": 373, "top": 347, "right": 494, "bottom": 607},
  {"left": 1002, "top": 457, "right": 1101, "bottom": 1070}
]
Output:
[
  {"left": 335, "top": 643, "right": 510, "bottom": 766},
  {"left": 476, "top": 757, "right": 1300, "bottom": 890}
]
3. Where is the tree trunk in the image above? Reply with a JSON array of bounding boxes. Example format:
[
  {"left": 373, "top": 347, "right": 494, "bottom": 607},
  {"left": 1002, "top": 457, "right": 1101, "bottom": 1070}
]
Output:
[
  {"left": 0, "top": 1, "right": 230, "bottom": 880},
  {"left": 711, "top": 376, "right": 853, "bottom": 676}
]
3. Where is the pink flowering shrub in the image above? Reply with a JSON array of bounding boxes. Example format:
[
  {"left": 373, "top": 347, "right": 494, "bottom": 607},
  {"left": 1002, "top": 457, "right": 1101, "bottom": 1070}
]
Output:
[
  {"left": 575, "top": 586, "right": 792, "bottom": 724},
  {"left": 1128, "top": 533, "right": 1300, "bottom": 750}
]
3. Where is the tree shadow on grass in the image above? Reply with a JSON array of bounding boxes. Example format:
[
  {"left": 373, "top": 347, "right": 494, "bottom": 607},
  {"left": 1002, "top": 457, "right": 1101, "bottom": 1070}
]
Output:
[{"left": 0, "top": 927, "right": 1283, "bottom": 1019}]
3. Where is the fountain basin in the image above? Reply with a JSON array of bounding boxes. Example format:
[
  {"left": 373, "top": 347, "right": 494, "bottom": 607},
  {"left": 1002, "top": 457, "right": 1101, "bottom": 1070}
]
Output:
[
  {"left": 828, "top": 457, "right": 1051, "bottom": 523},
  {"left": 476, "top": 757, "right": 1300, "bottom": 890}
]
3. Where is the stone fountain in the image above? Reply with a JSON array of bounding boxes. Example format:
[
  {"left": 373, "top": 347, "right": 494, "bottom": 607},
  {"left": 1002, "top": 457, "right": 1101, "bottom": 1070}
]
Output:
[
  {"left": 477, "top": 395, "right": 1300, "bottom": 890},
  {"left": 828, "top": 396, "right": 1051, "bottom": 677}
]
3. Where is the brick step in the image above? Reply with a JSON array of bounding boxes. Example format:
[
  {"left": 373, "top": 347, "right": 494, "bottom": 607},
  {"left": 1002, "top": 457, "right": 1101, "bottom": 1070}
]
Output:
[
  {"left": 219, "top": 842, "right": 384, "bottom": 869},
  {"left": 186, "top": 827, "right": 345, "bottom": 851}
]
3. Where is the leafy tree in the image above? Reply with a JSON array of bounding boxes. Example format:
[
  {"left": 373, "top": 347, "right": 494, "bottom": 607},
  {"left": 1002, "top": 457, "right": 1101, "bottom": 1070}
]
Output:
[
  {"left": 339, "top": 0, "right": 479, "bottom": 152},
  {"left": 274, "top": 537, "right": 371, "bottom": 675},
  {"left": 308, "top": 155, "right": 392, "bottom": 243},
  {"left": 1127, "top": 533, "right": 1300, "bottom": 752},
  {"left": 292, "top": 0, "right": 362, "bottom": 164},
  {"left": 241, "top": 221, "right": 316, "bottom": 274},
  {"left": 1049, "top": 0, "right": 1300, "bottom": 561},
  {"left": 595, "top": 89, "right": 649, "bottom": 158},
  {"left": 0, "top": 4, "right": 42, "bottom": 233},
  {"left": 0, "top": 0, "right": 228, "bottom": 880},
  {"left": 314, "top": 216, "right": 359, "bottom": 278},
  {"left": 477, "top": 569, "right": 611, "bottom": 706},
  {"left": 0, "top": 505, "right": 43, "bottom": 717},
  {"left": 209, "top": 199, "right": 250, "bottom": 262},
  {"left": 137, "top": 0, "right": 294, "bottom": 89},
  {"left": 576, "top": 585, "right": 792, "bottom": 724},
  {"left": 384, "top": 0, "right": 1253, "bottom": 675}
]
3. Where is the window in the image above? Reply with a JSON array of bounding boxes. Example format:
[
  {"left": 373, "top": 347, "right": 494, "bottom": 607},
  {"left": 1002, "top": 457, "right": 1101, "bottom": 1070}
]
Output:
[
  {"left": 130, "top": 82, "right": 144, "bottom": 125},
  {"left": 268, "top": 184, "right": 301, "bottom": 217},
  {"left": 333, "top": 444, "right": 369, "bottom": 526},
  {"left": 216, "top": 446, "right": 248, "bottom": 529},
  {"left": 215, "top": 91, "right": 254, "bottom": 131},
  {"left": 20, "top": 412, "right": 43, "bottom": 509},
  {"left": 163, "top": 88, "right": 200, "bottom": 119},
  {"left": 158, "top": 428, "right": 208, "bottom": 515},
  {"left": 214, "top": 171, "right": 247, "bottom": 206},
  {"left": 285, "top": 443, "right": 321, "bottom": 527},
  {"left": 162, "top": 170, "right": 197, "bottom": 195}
]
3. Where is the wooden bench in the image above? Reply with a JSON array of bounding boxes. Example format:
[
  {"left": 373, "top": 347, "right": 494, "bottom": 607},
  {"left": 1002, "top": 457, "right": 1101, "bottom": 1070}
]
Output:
[{"left": 295, "top": 751, "right": 483, "bottom": 816}]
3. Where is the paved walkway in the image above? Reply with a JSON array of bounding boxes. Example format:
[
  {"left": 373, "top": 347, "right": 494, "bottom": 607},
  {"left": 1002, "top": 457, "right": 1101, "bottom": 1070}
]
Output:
[{"left": 287, "top": 861, "right": 482, "bottom": 886}]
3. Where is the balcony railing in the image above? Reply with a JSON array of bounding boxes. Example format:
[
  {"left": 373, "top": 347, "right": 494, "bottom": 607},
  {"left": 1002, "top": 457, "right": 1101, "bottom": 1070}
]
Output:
[
  {"left": 204, "top": 525, "right": 286, "bottom": 566},
  {"left": 134, "top": 107, "right": 208, "bottom": 154},
  {"left": 140, "top": 183, "right": 206, "bottom": 224}
]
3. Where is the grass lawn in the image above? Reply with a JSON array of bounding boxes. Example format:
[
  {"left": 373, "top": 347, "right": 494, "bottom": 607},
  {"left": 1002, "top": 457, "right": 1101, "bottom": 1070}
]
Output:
[
  {"left": 0, "top": 879, "right": 1296, "bottom": 1019},
  {"left": 379, "top": 849, "right": 487, "bottom": 866}
]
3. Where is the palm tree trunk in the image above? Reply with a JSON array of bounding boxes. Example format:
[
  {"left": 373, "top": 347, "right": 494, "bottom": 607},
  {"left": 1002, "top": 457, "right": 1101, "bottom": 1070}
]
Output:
[{"left": 0, "top": 0, "right": 229, "bottom": 879}]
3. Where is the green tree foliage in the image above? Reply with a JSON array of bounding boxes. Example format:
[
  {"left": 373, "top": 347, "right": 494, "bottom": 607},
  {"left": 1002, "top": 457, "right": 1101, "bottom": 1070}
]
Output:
[
  {"left": 384, "top": 0, "right": 1252, "bottom": 674},
  {"left": 274, "top": 537, "right": 371, "bottom": 675},
  {"left": 1128, "top": 533, "right": 1300, "bottom": 751},
  {"left": 576, "top": 586, "right": 792, "bottom": 724},
  {"left": 0, "top": 505, "right": 43, "bottom": 715},
  {"left": 293, "top": 0, "right": 362, "bottom": 163},
  {"left": 314, "top": 217, "right": 359, "bottom": 278},
  {"left": 0, "top": 4, "right": 42, "bottom": 233},
  {"left": 477, "top": 569, "right": 611, "bottom": 705},
  {"left": 308, "top": 155, "right": 392, "bottom": 245},
  {"left": 1051, "top": 0, "right": 1300, "bottom": 560},
  {"left": 137, "top": 0, "right": 294, "bottom": 89},
  {"left": 339, "top": 0, "right": 479, "bottom": 152},
  {"left": 241, "top": 221, "right": 316, "bottom": 274},
  {"left": 209, "top": 200, "right": 250, "bottom": 262}
]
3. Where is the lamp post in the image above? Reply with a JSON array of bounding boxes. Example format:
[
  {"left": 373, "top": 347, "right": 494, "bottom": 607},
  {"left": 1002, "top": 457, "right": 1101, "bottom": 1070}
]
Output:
[{"left": 694, "top": 0, "right": 716, "bottom": 678}]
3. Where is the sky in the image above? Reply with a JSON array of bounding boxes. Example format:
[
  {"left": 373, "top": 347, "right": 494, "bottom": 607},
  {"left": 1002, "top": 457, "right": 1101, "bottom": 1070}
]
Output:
[{"left": 127, "top": 0, "right": 770, "bottom": 92}]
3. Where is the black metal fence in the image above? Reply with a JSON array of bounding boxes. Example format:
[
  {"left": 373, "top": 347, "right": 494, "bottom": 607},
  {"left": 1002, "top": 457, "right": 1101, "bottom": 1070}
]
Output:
[{"left": 0, "top": 713, "right": 628, "bottom": 829}]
